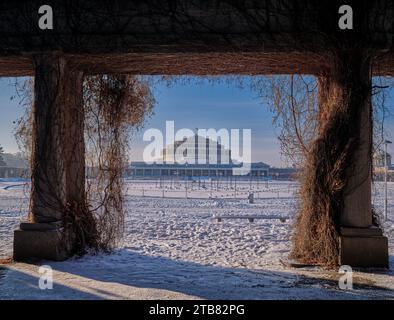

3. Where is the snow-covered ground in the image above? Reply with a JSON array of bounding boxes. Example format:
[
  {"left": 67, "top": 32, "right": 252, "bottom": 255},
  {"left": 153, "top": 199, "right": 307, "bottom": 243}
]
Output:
[{"left": 0, "top": 178, "right": 393, "bottom": 299}]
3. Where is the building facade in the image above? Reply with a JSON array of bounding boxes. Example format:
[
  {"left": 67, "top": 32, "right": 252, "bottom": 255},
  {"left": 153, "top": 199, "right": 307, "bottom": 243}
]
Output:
[
  {"left": 373, "top": 150, "right": 392, "bottom": 168},
  {"left": 126, "top": 162, "right": 269, "bottom": 178},
  {"left": 128, "top": 134, "right": 269, "bottom": 178},
  {"left": 0, "top": 166, "right": 28, "bottom": 178}
]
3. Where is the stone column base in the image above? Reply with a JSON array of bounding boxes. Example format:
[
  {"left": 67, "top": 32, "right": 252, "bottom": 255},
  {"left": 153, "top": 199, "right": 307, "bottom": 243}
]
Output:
[
  {"left": 13, "top": 222, "right": 70, "bottom": 262},
  {"left": 339, "top": 227, "right": 389, "bottom": 268}
]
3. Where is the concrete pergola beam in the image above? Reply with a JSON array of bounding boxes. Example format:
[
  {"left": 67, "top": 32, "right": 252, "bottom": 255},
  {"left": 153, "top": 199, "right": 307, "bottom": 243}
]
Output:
[{"left": 0, "top": 0, "right": 393, "bottom": 76}]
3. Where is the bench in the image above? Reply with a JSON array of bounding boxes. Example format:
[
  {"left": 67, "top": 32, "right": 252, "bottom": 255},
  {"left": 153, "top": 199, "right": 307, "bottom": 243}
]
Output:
[{"left": 212, "top": 215, "right": 288, "bottom": 223}]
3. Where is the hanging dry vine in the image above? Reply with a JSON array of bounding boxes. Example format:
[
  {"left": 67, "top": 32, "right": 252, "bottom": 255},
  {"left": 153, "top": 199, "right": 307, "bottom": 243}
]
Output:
[
  {"left": 83, "top": 75, "right": 154, "bottom": 251},
  {"left": 255, "top": 57, "right": 392, "bottom": 267},
  {"left": 14, "top": 74, "right": 154, "bottom": 254}
]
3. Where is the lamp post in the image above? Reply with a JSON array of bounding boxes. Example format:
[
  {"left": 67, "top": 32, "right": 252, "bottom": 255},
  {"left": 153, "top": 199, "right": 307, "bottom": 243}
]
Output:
[{"left": 384, "top": 140, "right": 392, "bottom": 221}]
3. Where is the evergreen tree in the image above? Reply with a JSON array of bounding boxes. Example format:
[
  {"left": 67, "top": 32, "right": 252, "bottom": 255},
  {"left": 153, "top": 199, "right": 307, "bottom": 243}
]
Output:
[{"left": 0, "top": 145, "right": 6, "bottom": 166}]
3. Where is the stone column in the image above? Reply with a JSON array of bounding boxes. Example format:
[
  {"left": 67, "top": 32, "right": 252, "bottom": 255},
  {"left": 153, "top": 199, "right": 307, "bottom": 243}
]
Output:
[
  {"left": 14, "top": 54, "right": 85, "bottom": 261},
  {"left": 317, "top": 51, "right": 388, "bottom": 267},
  {"left": 64, "top": 67, "right": 85, "bottom": 208}
]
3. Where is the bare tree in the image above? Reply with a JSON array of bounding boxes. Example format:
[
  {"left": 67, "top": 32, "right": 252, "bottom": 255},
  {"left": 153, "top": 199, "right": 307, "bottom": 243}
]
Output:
[{"left": 252, "top": 75, "right": 318, "bottom": 166}]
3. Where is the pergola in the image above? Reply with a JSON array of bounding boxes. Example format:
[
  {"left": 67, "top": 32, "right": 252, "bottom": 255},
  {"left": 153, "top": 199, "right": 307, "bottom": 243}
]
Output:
[{"left": 0, "top": 0, "right": 392, "bottom": 267}]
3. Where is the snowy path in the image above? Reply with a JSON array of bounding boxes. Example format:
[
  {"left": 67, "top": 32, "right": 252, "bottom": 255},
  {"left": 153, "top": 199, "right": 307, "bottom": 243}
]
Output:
[{"left": 0, "top": 180, "right": 393, "bottom": 299}]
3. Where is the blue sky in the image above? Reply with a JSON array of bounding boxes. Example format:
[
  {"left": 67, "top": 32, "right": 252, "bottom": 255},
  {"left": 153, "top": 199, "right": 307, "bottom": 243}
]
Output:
[
  {"left": 0, "top": 78, "right": 23, "bottom": 153},
  {"left": 1, "top": 76, "right": 394, "bottom": 167},
  {"left": 132, "top": 77, "right": 283, "bottom": 166}
]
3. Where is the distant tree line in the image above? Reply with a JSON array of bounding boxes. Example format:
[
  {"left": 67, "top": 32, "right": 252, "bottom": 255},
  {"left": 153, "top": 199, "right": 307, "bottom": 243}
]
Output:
[{"left": 0, "top": 145, "right": 6, "bottom": 166}]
